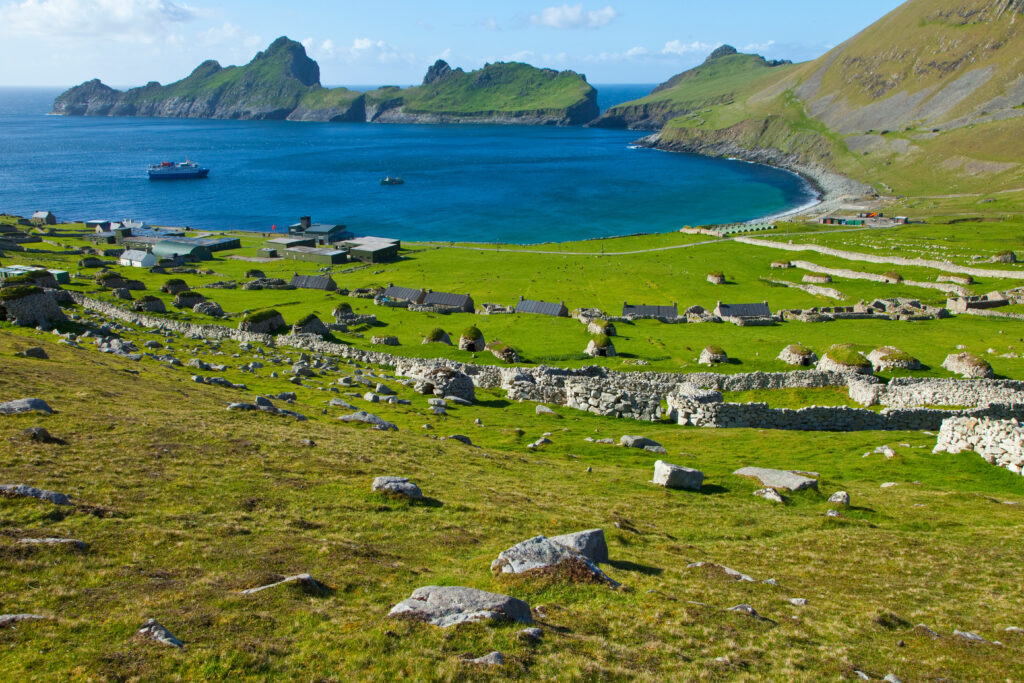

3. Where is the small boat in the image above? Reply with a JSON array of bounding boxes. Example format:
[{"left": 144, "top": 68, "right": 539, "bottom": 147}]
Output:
[
  {"left": 148, "top": 160, "right": 210, "bottom": 180},
  {"left": 380, "top": 176, "right": 405, "bottom": 186}
]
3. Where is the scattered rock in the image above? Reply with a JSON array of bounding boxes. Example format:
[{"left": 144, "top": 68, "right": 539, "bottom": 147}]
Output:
[
  {"left": 517, "top": 627, "right": 543, "bottom": 643},
  {"left": 620, "top": 435, "right": 662, "bottom": 450},
  {"left": 687, "top": 562, "right": 754, "bottom": 582},
  {"left": 491, "top": 536, "right": 618, "bottom": 585},
  {"left": 240, "top": 573, "right": 328, "bottom": 595},
  {"left": 733, "top": 467, "right": 818, "bottom": 492},
  {"left": 789, "top": 598, "right": 808, "bottom": 606},
  {"left": 18, "top": 537, "right": 86, "bottom": 550},
  {"left": 0, "top": 614, "right": 45, "bottom": 629},
  {"left": 135, "top": 619, "right": 183, "bottom": 648},
  {"left": 19, "top": 347, "right": 48, "bottom": 360},
  {"left": 651, "top": 460, "right": 704, "bottom": 491},
  {"left": 727, "top": 604, "right": 772, "bottom": 622},
  {"left": 880, "top": 482, "right": 898, "bottom": 488},
  {"left": 388, "top": 585, "right": 533, "bottom": 627},
  {"left": 338, "top": 411, "right": 398, "bottom": 431},
  {"left": 447, "top": 434, "right": 473, "bottom": 446},
  {"left": 22, "top": 426, "right": 64, "bottom": 444},
  {"left": 0, "top": 484, "right": 71, "bottom": 505},
  {"left": 372, "top": 476, "right": 423, "bottom": 500},
  {"left": 535, "top": 405, "right": 559, "bottom": 416},
  {"left": 828, "top": 491, "right": 850, "bottom": 506},
  {"left": 883, "top": 674, "right": 903, "bottom": 683},
  {"left": 953, "top": 629, "right": 987, "bottom": 643},
  {"left": 753, "top": 488, "right": 785, "bottom": 503},
  {"left": 914, "top": 624, "right": 940, "bottom": 638},
  {"left": 548, "top": 528, "right": 609, "bottom": 564},
  {"left": 0, "top": 398, "right": 54, "bottom": 415},
  {"left": 467, "top": 651, "right": 503, "bottom": 667}
]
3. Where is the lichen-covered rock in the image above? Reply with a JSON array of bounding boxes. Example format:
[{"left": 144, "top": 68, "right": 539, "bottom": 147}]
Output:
[
  {"left": 942, "top": 352, "right": 994, "bottom": 378},
  {"left": 734, "top": 467, "right": 818, "bottom": 492},
  {"left": 135, "top": 619, "right": 183, "bottom": 648},
  {"left": 548, "top": 529, "right": 609, "bottom": 564},
  {"left": 372, "top": 476, "right": 423, "bottom": 499},
  {"left": 490, "top": 536, "right": 618, "bottom": 585},
  {"left": 388, "top": 586, "right": 533, "bottom": 627},
  {"left": 652, "top": 460, "right": 704, "bottom": 490},
  {"left": 0, "top": 483, "right": 71, "bottom": 505},
  {"left": 338, "top": 410, "right": 398, "bottom": 431},
  {"left": 0, "top": 398, "right": 54, "bottom": 415}
]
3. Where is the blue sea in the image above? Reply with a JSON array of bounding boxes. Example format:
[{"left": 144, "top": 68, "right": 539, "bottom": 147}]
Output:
[{"left": 0, "top": 86, "right": 816, "bottom": 244}]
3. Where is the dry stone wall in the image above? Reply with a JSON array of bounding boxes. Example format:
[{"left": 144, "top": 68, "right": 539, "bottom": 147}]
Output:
[{"left": 934, "top": 417, "right": 1024, "bottom": 475}]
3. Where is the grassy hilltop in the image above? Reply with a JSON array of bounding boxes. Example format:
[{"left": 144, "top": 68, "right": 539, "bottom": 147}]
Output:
[
  {"left": 604, "top": 0, "right": 1024, "bottom": 196},
  {"left": 51, "top": 38, "right": 598, "bottom": 126}
]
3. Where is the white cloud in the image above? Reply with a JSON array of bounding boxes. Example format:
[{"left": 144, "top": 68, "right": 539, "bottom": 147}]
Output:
[
  {"left": 201, "top": 21, "right": 259, "bottom": 50},
  {"left": 0, "top": 0, "right": 198, "bottom": 42},
  {"left": 530, "top": 3, "right": 617, "bottom": 29},
  {"left": 741, "top": 40, "right": 775, "bottom": 53},
  {"left": 661, "top": 40, "right": 717, "bottom": 56},
  {"left": 306, "top": 37, "right": 415, "bottom": 66}
]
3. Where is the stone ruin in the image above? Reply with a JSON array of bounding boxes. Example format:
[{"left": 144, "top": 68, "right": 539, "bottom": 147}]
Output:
[{"left": 0, "top": 287, "right": 66, "bottom": 327}]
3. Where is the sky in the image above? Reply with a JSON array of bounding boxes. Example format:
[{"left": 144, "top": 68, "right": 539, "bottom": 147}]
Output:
[{"left": 0, "top": 0, "right": 907, "bottom": 87}]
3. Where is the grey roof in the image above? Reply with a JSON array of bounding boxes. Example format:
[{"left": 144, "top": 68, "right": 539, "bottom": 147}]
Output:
[
  {"left": 516, "top": 298, "right": 566, "bottom": 316},
  {"left": 717, "top": 302, "right": 771, "bottom": 318},
  {"left": 423, "top": 291, "right": 473, "bottom": 307},
  {"left": 301, "top": 223, "right": 347, "bottom": 235},
  {"left": 290, "top": 273, "right": 338, "bottom": 291},
  {"left": 151, "top": 240, "right": 210, "bottom": 258},
  {"left": 120, "top": 249, "right": 152, "bottom": 261},
  {"left": 623, "top": 303, "right": 677, "bottom": 318},
  {"left": 383, "top": 285, "right": 425, "bottom": 302}
]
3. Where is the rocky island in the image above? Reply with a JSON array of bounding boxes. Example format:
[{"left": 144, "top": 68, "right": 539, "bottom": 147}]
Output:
[{"left": 51, "top": 37, "right": 599, "bottom": 126}]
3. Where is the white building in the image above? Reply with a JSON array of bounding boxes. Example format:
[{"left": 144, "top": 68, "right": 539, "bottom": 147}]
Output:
[{"left": 119, "top": 249, "right": 157, "bottom": 268}]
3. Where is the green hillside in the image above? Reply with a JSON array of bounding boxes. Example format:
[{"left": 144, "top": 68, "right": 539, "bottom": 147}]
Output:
[{"left": 649, "top": 0, "right": 1024, "bottom": 196}]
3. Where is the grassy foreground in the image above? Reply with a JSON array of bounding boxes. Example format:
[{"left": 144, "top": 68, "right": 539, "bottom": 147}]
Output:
[{"left": 2, "top": 326, "right": 1024, "bottom": 680}]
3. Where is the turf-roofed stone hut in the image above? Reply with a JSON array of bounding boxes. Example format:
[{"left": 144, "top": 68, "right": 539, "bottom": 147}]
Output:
[
  {"left": 0, "top": 285, "right": 67, "bottom": 327},
  {"left": 239, "top": 309, "right": 286, "bottom": 334},
  {"left": 31, "top": 211, "right": 57, "bottom": 225},
  {"left": 515, "top": 296, "right": 568, "bottom": 317},
  {"left": 290, "top": 273, "right": 338, "bottom": 292},
  {"left": 623, "top": 302, "right": 678, "bottom": 319},
  {"left": 381, "top": 284, "right": 425, "bottom": 305}
]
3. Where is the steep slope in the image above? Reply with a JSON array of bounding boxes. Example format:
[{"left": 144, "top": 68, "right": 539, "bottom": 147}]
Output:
[
  {"left": 52, "top": 43, "right": 597, "bottom": 126},
  {"left": 646, "top": 0, "right": 1024, "bottom": 196},
  {"left": 52, "top": 37, "right": 321, "bottom": 120},
  {"left": 591, "top": 46, "right": 796, "bottom": 130}
]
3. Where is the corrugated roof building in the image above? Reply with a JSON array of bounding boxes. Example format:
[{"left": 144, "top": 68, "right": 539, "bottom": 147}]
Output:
[
  {"left": 382, "top": 284, "right": 425, "bottom": 304},
  {"left": 714, "top": 301, "right": 771, "bottom": 318},
  {"left": 290, "top": 273, "right": 338, "bottom": 291},
  {"left": 422, "top": 291, "right": 474, "bottom": 313}
]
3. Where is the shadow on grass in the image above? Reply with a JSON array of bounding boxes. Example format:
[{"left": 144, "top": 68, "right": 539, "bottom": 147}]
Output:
[
  {"left": 699, "top": 484, "right": 730, "bottom": 495},
  {"left": 477, "top": 398, "right": 512, "bottom": 409},
  {"left": 608, "top": 559, "right": 663, "bottom": 576}
]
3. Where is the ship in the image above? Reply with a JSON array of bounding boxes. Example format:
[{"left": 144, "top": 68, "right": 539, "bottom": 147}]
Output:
[
  {"left": 380, "top": 175, "right": 404, "bottom": 185},
  {"left": 148, "top": 160, "right": 209, "bottom": 180}
]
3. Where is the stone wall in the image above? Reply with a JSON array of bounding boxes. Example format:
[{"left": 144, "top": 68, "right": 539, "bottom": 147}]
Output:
[
  {"left": 857, "top": 377, "right": 1024, "bottom": 409},
  {"left": 934, "top": 417, "right": 1024, "bottom": 475},
  {"left": 0, "top": 290, "right": 67, "bottom": 327}
]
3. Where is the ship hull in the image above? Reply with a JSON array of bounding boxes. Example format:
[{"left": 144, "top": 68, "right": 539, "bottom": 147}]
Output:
[{"left": 148, "top": 168, "right": 210, "bottom": 180}]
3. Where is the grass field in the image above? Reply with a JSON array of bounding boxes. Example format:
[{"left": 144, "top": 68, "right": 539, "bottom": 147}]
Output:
[{"left": 2, "top": 327, "right": 1024, "bottom": 680}]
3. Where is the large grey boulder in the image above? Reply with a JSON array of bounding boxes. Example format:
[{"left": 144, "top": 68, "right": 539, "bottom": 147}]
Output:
[
  {"left": 388, "top": 586, "right": 533, "bottom": 627},
  {"left": 135, "top": 619, "right": 183, "bottom": 648},
  {"left": 338, "top": 411, "right": 398, "bottom": 431},
  {"left": 0, "top": 484, "right": 71, "bottom": 505},
  {"left": 0, "top": 398, "right": 53, "bottom": 415},
  {"left": 0, "top": 614, "right": 46, "bottom": 629},
  {"left": 548, "top": 528, "right": 608, "bottom": 564},
  {"left": 620, "top": 435, "right": 662, "bottom": 450},
  {"left": 652, "top": 460, "right": 704, "bottom": 491},
  {"left": 373, "top": 476, "right": 423, "bottom": 500},
  {"left": 734, "top": 467, "right": 818, "bottom": 492},
  {"left": 490, "top": 536, "right": 618, "bottom": 585}
]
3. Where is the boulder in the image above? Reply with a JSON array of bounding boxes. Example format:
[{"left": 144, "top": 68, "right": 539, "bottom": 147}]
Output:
[
  {"left": 490, "top": 536, "right": 618, "bottom": 585},
  {"left": 733, "top": 467, "right": 818, "bottom": 492},
  {"left": 0, "top": 398, "right": 53, "bottom": 415},
  {"left": 686, "top": 561, "right": 755, "bottom": 582},
  {"left": 536, "top": 405, "right": 559, "bottom": 417},
  {"left": 0, "top": 614, "right": 46, "bottom": 629},
  {"left": 548, "top": 528, "right": 609, "bottom": 564},
  {"left": 829, "top": 491, "right": 850, "bottom": 506},
  {"left": 753, "top": 488, "right": 785, "bottom": 503},
  {"left": 373, "top": 476, "right": 423, "bottom": 500},
  {"left": 651, "top": 460, "right": 704, "bottom": 491},
  {"left": 18, "top": 537, "right": 86, "bottom": 550},
  {"left": 0, "top": 484, "right": 71, "bottom": 505},
  {"left": 338, "top": 411, "right": 398, "bottom": 431},
  {"left": 135, "top": 619, "right": 183, "bottom": 648},
  {"left": 388, "top": 586, "right": 533, "bottom": 627},
  {"left": 467, "top": 652, "right": 504, "bottom": 667},
  {"left": 19, "top": 347, "right": 48, "bottom": 359},
  {"left": 619, "top": 435, "right": 662, "bottom": 450}
]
